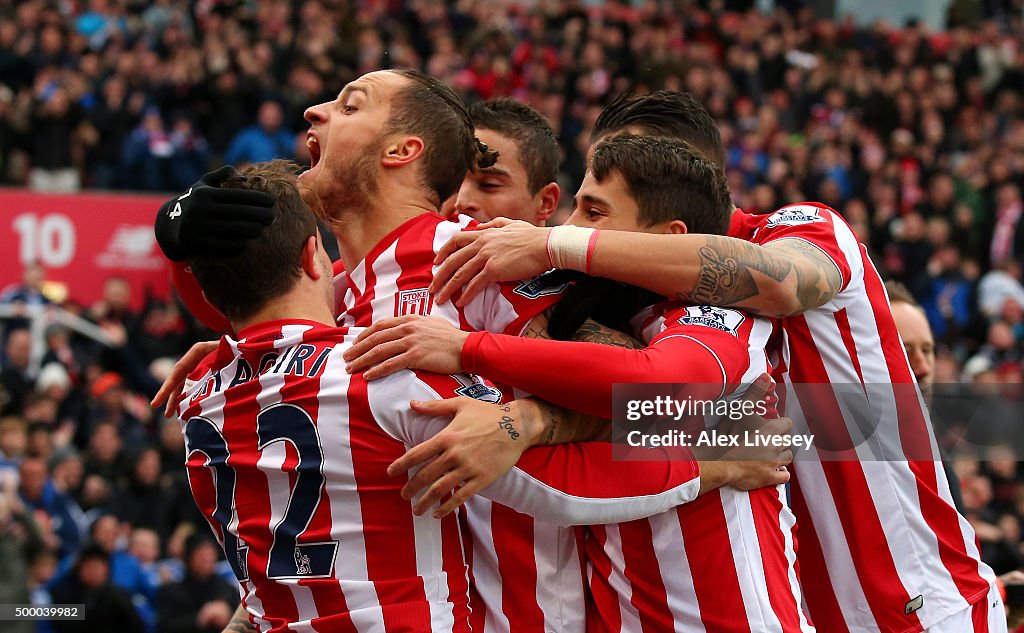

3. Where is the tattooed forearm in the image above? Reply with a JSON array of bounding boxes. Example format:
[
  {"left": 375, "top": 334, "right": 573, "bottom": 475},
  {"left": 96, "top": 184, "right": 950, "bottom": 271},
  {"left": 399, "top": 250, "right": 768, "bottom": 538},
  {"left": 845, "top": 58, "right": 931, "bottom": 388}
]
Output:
[
  {"left": 224, "top": 605, "right": 256, "bottom": 633},
  {"left": 678, "top": 240, "right": 791, "bottom": 313},
  {"left": 771, "top": 238, "right": 843, "bottom": 310},
  {"left": 674, "top": 236, "right": 840, "bottom": 317},
  {"left": 521, "top": 307, "right": 555, "bottom": 340},
  {"left": 572, "top": 319, "right": 645, "bottom": 349},
  {"left": 542, "top": 401, "right": 559, "bottom": 445},
  {"left": 533, "top": 398, "right": 611, "bottom": 444}
]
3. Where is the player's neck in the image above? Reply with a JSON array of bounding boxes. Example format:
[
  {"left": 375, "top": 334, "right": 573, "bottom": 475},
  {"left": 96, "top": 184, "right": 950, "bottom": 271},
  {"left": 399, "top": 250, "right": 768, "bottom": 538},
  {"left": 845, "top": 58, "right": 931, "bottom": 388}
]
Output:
[
  {"left": 334, "top": 182, "right": 439, "bottom": 272},
  {"left": 231, "top": 289, "right": 337, "bottom": 333}
]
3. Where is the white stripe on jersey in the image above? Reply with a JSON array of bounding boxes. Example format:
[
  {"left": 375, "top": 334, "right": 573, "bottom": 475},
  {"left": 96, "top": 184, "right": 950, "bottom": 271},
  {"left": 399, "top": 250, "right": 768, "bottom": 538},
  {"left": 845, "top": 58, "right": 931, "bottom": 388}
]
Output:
[
  {"left": 251, "top": 325, "right": 323, "bottom": 631},
  {"left": 463, "top": 498, "right": 514, "bottom": 633},
  {"left": 651, "top": 513, "right": 703, "bottom": 633},
  {"left": 533, "top": 522, "right": 585, "bottom": 632}
]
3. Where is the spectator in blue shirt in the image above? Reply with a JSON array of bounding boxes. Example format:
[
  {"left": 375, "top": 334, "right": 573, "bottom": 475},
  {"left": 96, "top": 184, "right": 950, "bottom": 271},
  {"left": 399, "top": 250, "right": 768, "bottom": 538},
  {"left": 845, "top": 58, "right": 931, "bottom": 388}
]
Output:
[{"left": 223, "top": 100, "right": 294, "bottom": 166}]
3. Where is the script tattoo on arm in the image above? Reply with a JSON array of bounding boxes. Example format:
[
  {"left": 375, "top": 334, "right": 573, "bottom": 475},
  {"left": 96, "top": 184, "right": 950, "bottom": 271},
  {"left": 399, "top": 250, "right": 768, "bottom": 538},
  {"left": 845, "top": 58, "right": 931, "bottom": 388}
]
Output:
[
  {"left": 676, "top": 236, "right": 842, "bottom": 317},
  {"left": 497, "top": 403, "right": 521, "bottom": 440}
]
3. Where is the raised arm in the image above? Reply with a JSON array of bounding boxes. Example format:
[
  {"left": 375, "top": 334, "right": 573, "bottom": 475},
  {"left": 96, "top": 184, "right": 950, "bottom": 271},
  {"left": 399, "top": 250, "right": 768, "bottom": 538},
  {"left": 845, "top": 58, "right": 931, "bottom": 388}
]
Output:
[
  {"left": 587, "top": 233, "right": 842, "bottom": 317},
  {"left": 428, "top": 222, "right": 842, "bottom": 318}
]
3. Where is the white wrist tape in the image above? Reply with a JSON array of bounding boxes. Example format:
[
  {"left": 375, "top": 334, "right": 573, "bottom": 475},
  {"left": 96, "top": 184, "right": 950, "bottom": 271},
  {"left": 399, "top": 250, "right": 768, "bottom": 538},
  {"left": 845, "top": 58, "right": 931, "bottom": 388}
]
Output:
[{"left": 546, "top": 225, "right": 598, "bottom": 272}]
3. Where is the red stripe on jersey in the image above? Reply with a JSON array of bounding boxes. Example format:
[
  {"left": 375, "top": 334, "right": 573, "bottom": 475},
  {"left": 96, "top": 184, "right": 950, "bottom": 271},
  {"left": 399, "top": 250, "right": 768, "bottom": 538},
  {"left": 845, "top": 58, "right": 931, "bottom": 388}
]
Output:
[
  {"left": 617, "top": 520, "right": 675, "bottom": 632},
  {"left": 971, "top": 595, "right": 990, "bottom": 632},
  {"left": 786, "top": 314, "right": 921, "bottom": 630},
  {"left": 751, "top": 486, "right": 805, "bottom": 632},
  {"left": 491, "top": 505, "right": 545, "bottom": 632},
  {"left": 677, "top": 492, "right": 752, "bottom": 633},
  {"left": 832, "top": 308, "right": 865, "bottom": 384},
  {"left": 584, "top": 526, "right": 622, "bottom": 633},
  {"left": 789, "top": 474, "right": 849, "bottom": 633},
  {"left": 346, "top": 371, "right": 435, "bottom": 630}
]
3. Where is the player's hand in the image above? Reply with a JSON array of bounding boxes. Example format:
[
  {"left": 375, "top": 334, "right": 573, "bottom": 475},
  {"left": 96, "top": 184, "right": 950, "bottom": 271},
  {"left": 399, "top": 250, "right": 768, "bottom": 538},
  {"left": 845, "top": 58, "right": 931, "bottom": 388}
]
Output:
[
  {"left": 150, "top": 340, "right": 219, "bottom": 417},
  {"left": 430, "top": 220, "right": 551, "bottom": 306},
  {"left": 343, "top": 315, "right": 469, "bottom": 380},
  {"left": 388, "top": 397, "right": 543, "bottom": 518},
  {"left": 154, "top": 165, "right": 275, "bottom": 262},
  {"left": 692, "top": 375, "right": 793, "bottom": 491},
  {"left": 718, "top": 416, "right": 794, "bottom": 490}
]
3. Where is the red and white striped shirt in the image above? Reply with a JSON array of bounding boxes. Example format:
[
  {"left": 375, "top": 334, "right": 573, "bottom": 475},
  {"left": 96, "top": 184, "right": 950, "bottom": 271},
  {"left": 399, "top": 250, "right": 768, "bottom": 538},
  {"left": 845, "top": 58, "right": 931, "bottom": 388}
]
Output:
[
  {"left": 584, "top": 303, "right": 813, "bottom": 633},
  {"left": 178, "top": 320, "right": 704, "bottom": 633},
  {"left": 730, "top": 204, "right": 996, "bottom": 632},
  {"left": 332, "top": 212, "right": 597, "bottom": 633}
]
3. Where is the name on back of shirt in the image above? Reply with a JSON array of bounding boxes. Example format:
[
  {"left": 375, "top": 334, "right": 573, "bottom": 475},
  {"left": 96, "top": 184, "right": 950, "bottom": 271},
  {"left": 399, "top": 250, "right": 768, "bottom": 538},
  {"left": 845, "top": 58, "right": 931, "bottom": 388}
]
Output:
[{"left": 187, "top": 344, "right": 333, "bottom": 408}]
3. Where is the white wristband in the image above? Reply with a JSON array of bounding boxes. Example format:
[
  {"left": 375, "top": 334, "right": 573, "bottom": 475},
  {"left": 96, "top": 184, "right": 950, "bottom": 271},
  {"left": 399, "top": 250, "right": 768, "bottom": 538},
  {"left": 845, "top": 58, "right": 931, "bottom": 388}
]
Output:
[{"left": 546, "top": 225, "right": 598, "bottom": 272}]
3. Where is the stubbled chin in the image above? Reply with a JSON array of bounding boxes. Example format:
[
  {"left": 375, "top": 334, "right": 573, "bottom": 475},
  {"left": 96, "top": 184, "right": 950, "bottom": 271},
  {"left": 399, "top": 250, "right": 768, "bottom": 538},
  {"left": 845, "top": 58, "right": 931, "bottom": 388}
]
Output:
[{"left": 298, "top": 180, "right": 323, "bottom": 215}]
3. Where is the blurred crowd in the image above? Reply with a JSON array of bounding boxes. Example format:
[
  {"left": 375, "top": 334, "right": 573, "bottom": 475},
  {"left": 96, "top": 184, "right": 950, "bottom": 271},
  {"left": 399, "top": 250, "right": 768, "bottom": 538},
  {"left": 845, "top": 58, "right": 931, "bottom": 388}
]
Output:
[{"left": 3, "top": 0, "right": 1024, "bottom": 630}]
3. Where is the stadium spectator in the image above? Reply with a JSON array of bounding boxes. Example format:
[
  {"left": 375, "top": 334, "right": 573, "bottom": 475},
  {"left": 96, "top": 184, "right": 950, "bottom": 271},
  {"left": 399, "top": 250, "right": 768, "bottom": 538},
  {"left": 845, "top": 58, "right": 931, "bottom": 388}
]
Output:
[
  {"left": 17, "top": 456, "right": 84, "bottom": 560},
  {"left": 0, "top": 262, "right": 49, "bottom": 307},
  {"left": 49, "top": 544, "right": 145, "bottom": 633},
  {"left": 1, "top": 329, "right": 35, "bottom": 416},
  {"left": 223, "top": 100, "right": 294, "bottom": 167},
  {"left": 155, "top": 535, "right": 238, "bottom": 633},
  {"left": 0, "top": 469, "right": 44, "bottom": 633}
]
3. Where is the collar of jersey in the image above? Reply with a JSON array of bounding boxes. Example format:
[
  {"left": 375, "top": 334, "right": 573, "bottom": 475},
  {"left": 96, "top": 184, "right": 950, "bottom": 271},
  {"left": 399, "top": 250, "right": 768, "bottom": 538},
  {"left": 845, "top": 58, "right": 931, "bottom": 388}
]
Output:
[
  {"left": 346, "top": 212, "right": 445, "bottom": 297},
  {"left": 235, "top": 319, "right": 332, "bottom": 343}
]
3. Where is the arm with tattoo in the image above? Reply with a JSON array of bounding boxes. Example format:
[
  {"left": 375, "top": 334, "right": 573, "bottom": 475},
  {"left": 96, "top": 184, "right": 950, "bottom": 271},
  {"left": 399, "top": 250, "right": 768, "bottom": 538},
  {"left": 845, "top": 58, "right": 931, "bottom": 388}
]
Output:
[
  {"left": 587, "top": 233, "right": 843, "bottom": 318},
  {"left": 222, "top": 605, "right": 256, "bottom": 633}
]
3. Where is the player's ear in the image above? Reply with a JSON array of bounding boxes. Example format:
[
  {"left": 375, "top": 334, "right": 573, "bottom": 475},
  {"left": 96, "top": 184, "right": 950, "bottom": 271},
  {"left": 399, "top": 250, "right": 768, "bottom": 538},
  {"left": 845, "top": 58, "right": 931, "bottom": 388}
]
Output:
[
  {"left": 665, "top": 220, "right": 689, "bottom": 235},
  {"left": 535, "top": 182, "right": 560, "bottom": 225},
  {"left": 301, "top": 235, "right": 323, "bottom": 280},
  {"left": 382, "top": 136, "right": 425, "bottom": 168}
]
